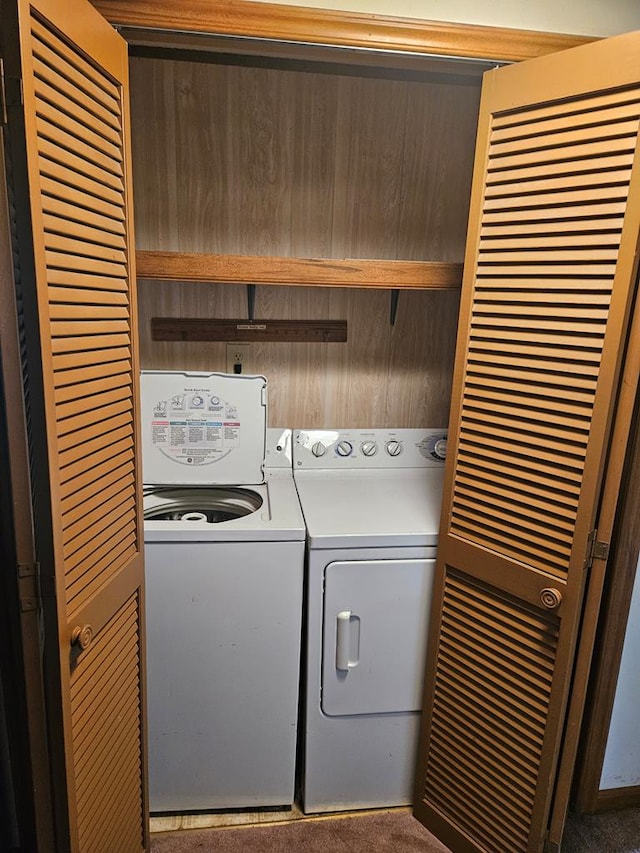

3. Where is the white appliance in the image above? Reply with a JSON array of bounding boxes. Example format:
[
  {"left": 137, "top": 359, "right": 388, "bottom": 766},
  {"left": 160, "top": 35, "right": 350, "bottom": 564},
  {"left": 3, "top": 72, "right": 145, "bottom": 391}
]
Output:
[
  {"left": 141, "top": 371, "right": 305, "bottom": 812},
  {"left": 293, "top": 428, "right": 447, "bottom": 813}
]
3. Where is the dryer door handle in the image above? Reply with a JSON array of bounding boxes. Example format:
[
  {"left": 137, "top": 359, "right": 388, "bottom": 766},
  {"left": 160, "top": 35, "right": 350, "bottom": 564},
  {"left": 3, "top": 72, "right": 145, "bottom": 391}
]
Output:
[{"left": 336, "top": 610, "right": 360, "bottom": 671}]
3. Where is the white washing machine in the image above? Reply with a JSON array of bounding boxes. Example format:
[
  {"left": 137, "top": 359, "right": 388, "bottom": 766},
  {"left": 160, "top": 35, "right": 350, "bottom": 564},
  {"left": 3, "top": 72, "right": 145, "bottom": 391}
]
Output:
[
  {"left": 293, "top": 428, "right": 447, "bottom": 813},
  {"left": 141, "top": 371, "right": 305, "bottom": 812}
]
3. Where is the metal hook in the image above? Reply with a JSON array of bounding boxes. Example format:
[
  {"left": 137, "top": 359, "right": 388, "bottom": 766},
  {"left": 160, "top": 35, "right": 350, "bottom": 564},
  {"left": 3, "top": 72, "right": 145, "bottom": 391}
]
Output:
[
  {"left": 390, "top": 289, "right": 400, "bottom": 326},
  {"left": 247, "top": 284, "right": 256, "bottom": 321}
]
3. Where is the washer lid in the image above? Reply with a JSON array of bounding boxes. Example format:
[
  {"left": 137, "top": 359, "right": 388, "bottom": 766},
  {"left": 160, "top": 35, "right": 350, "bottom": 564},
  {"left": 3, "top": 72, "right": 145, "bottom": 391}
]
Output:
[{"left": 140, "top": 371, "right": 267, "bottom": 485}]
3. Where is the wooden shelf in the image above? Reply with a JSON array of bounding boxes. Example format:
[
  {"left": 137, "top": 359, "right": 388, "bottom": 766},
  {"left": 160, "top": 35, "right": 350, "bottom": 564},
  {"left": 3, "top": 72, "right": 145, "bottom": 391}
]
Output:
[{"left": 135, "top": 251, "right": 463, "bottom": 290}]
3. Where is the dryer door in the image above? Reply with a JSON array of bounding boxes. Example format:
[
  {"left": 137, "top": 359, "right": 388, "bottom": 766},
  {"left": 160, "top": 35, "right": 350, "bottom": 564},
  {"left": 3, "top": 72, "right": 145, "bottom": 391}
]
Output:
[{"left": 322, "top": 559, "right": 435, "bottom": 716}]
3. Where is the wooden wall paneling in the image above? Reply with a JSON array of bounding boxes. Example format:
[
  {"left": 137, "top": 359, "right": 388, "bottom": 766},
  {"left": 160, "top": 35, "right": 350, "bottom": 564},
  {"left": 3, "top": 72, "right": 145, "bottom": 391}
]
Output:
[
  {"left": 386, "top": 289, "right": 460, "bottom": 425},
  {"left": 344, "top": 288, "right": 391, "bottom": 424},
  {"left": 252, "top": 284, "right": 293, "bottom": 426},
  {"left": 286, "top": 286, "right": 336, "bottom": 424},
  {"left": 136, "top": 280, "right": 458, "bottom": 427},
  {"left": 234, "top": 66, "right": 296, "bottom": 256},
  {"left": 129, "top": 57, "right": 480, "bottom": 266},
  {"left": 129, "top": 57, "right": 176, "bottom": 249},
  {"left": 174, "top": 62, "right": 232, "bottom": 253},
  {"left": 289, "top": 71, "right": 338, "bottom": 258},
  {"left": 398, "top": 80, "right": 481, "bottom": 262},
  {"left": 331, "top": 75, "right": 407, "bottom": 259}
]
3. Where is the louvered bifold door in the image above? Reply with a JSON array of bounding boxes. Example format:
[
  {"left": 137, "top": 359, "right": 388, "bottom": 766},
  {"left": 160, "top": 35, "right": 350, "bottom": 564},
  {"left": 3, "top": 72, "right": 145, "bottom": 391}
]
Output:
[
  {"left": 2, "top": 0, "right": 147, "bottom": 850},
  {"left": 413, "top": 31, "right": 640, "bottom": 853}
]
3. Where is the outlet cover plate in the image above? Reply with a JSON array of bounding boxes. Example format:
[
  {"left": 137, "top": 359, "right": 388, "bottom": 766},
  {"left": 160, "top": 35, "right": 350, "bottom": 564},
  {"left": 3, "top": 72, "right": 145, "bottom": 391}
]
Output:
[{"left": 226, "top": 343, "right": 250, "bottom": 373}]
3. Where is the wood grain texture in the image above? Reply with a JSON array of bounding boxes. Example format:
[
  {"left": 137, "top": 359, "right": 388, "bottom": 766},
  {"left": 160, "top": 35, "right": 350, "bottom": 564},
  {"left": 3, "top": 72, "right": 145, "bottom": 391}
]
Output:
[
  {"left": 136, "top": 251, "right": 463, "bottom": 289},
  {"left": 591, "top": 785, "right": 640, "bottom": 812},
  {"left": 136, "top": 281, "right": 459, "bottom": 428},
  {"left": 150, "top": 317, "right": 348, "bottom": 342},
  {"left": 129, "top": 57, "right": 480, "bottom": 267},
  {"left": 91, "top": 0, "right": 594, "bottom": 63}
]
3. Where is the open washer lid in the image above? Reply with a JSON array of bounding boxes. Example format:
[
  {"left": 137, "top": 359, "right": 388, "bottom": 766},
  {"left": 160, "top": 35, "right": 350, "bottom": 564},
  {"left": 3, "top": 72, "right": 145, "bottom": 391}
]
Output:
[{"left": 140, "top": 371, "right": 267, "bottom": 486}]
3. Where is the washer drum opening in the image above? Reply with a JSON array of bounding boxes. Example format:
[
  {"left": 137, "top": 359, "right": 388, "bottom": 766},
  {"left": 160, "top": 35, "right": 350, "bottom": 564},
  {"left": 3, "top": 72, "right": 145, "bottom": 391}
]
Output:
[{"left": 143, "top": 487, "right": 263, "bottom": 523}]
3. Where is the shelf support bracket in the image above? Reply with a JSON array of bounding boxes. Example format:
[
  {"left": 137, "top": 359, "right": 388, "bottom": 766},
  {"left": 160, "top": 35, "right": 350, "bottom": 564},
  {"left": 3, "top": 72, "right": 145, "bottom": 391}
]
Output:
[
  {"left": 247, "top": 284, "right": 256, "bottom": 320},
  {"left": 390, "top": 289, "right": 400, "bottom": 326}
]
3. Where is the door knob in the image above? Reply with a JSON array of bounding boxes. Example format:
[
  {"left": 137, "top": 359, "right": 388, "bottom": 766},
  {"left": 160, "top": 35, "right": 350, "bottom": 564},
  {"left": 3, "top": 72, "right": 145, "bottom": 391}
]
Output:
[
  {"left": 540, "top": 588, "right": 562, "bottom": 610},
  {"left": 71, "top": 624, "right": 94, "bottom": 650}
]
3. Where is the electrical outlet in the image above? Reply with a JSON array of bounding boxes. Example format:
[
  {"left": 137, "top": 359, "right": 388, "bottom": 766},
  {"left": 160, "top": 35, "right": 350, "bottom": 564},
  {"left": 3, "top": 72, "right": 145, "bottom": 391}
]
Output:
[{"left": 226, "top": 343, "right": 250, "bottom": 374}]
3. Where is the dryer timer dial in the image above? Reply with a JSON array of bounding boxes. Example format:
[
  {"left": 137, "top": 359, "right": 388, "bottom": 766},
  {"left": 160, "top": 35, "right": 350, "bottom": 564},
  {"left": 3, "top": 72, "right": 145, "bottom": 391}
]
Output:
[{"left": 424, "top": 433, "right": 448, "bottom": 461}]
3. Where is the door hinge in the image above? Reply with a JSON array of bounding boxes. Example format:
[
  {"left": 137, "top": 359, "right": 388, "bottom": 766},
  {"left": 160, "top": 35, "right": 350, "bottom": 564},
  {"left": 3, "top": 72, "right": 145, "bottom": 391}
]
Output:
[
  {"left": 18, "top": 561, "right": 40, "bottom": 612},
  {"left": 0, "top": 58, "right": 23, "bottom": 126},
  {"left": 585, "top": 529, "right": 610, "bottom": 570}
]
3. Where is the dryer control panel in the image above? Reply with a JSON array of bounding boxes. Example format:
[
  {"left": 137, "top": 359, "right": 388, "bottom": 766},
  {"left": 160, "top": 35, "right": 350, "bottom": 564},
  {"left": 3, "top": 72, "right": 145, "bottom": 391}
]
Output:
[{"left": 293, "top": 429, "right": 447, "bottom": 469}]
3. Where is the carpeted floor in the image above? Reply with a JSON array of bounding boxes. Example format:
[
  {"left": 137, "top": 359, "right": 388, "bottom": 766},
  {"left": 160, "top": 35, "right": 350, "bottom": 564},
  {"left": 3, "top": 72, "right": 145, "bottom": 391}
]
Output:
[
  {"left": 562, "top": 806, "right": 640, "bottom": 853},
  {"left": 150, "top": 806, "right": 640, "bottom": 852},
  {"left": 150, "top": 810, "right": 451, "bottom": 852}
]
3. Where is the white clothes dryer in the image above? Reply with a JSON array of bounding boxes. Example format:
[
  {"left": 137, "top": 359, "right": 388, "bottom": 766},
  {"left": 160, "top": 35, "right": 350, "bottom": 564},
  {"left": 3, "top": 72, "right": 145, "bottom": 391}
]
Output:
[
  {"left": 141, "top": 372, "right": 305, "bottom": 812},
  {"left": 293, "top": 428, "right": 446, "bottom": 813}
]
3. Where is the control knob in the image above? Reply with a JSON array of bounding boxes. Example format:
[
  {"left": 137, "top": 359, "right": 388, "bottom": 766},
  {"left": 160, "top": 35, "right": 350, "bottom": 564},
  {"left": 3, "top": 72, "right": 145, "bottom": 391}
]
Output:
[
  {"left": 336, "top": 440, "right": 353, "bottom": 457},
  {"left": 311, "top": 441, "right": 327, "bottom": 457},
  {"left": 386, "top": 440, "right": 403, "bottom": 457},
  {"left": 433, "top": 437, "right": 448, "bottom": 461},
  {"left": 360, "top": 441, "right": 378, "bottom": 457}
]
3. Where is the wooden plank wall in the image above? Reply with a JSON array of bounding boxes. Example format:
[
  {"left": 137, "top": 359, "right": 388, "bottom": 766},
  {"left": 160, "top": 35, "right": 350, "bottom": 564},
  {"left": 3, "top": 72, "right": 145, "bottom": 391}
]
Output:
[
  {"left": 137, "top": 280, "right": 460, "bottom": 427},
  {"left": 130, "top": 55, "right": 478, "bottom": 427}
]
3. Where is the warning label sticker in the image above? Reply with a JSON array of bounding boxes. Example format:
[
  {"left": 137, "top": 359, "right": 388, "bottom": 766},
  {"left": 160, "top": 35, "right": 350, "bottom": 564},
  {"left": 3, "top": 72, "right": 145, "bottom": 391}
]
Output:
[{"left": 150, "top": 386, "right": 241, "bottom": 465}]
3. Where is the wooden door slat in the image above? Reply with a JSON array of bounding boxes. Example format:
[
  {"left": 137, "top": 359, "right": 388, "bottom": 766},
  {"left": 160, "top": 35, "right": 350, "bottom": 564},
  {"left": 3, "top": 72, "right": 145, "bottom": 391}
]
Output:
[
  {"left": 47, "top": 269, "right": 128, "bottom": 293},
  {"left": 485, "top": 170, "right": 631, "bottom": 200},
  {"left": 30, "top": 17, "right": 120, "bottom": 105},
  {"left": 62, "top": 469, "right": 135, "bottom": 540},
  {"left": 481, "top": 200, "right": 627, "bottom": 223},
  {"left": 491, "top": 102, "right": 640, "bottom": 144},
  {"left": 58, "top": 411, "right": 132, "bottom": 460},
  {"left": 32, "top": 54, "right": 121, "bottom": 134},
  {"left": 468, "top": 337, "right": 602, "bottom": 365},
  {"left": 40, "top": 175, "right": 125, "bottom": 223},
  {"left": 50, "top": 319, "right": 131, "bottom": 338},
  {"left": 491, "top": 87, "right": 640, "bottom": 130},
  {"left": 64, "top": 498, "right": 133, "bottom": 573},
  {"left": 57, "top": 445, "right": 134, "bottom": 501},
  {"left": 480, "top": 218, "right": 625, "bottom": 236},
  {"left": 54, "top": 370, "right": 131, "bottom": 407},
  {"left": 467, "top": 360, "right": 597, "bottom": 391},
  {"left": 59, "top": 430, "right": 133, "bottom": 481},
  {"left": 35, "top": 92, "right": 121, "bottom": 162},
  {"left": 489, "top": 118, "right": 640, "bottom": 157},
  {"left": 39, "top": 152, "right": 124, "bottom": 208},
  {"left": 66, "top": 527, "right": 137, "bottom": 605},
  {"left": 53, "top": 345, "right": 130, "bottom": 375},
  {"left": 71, "top": 613, "right": 138, "bottom": 714},
  {"left": 42, "top": 193, "right": 126, "bottom": 237},
  {"left": 56, "top": 385, "right": 131, "bottom": 423},
  {"left": 49, "top": 285, "right": 129, "bottom": 307},
  {"left": 43, "top": 211, "right": 126, "bottom": 250},
  {"left": 54, "top": 358, "right": 131, "bottom": 390},
  {"left": 63, "top": 471, "right": 134, "bottom": 543},
  {"left": 487, "top": 136, "right": 637, "bottom": 170},
  {"left": 484, "top": 187, "right": 629, "bottom": 211}
]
